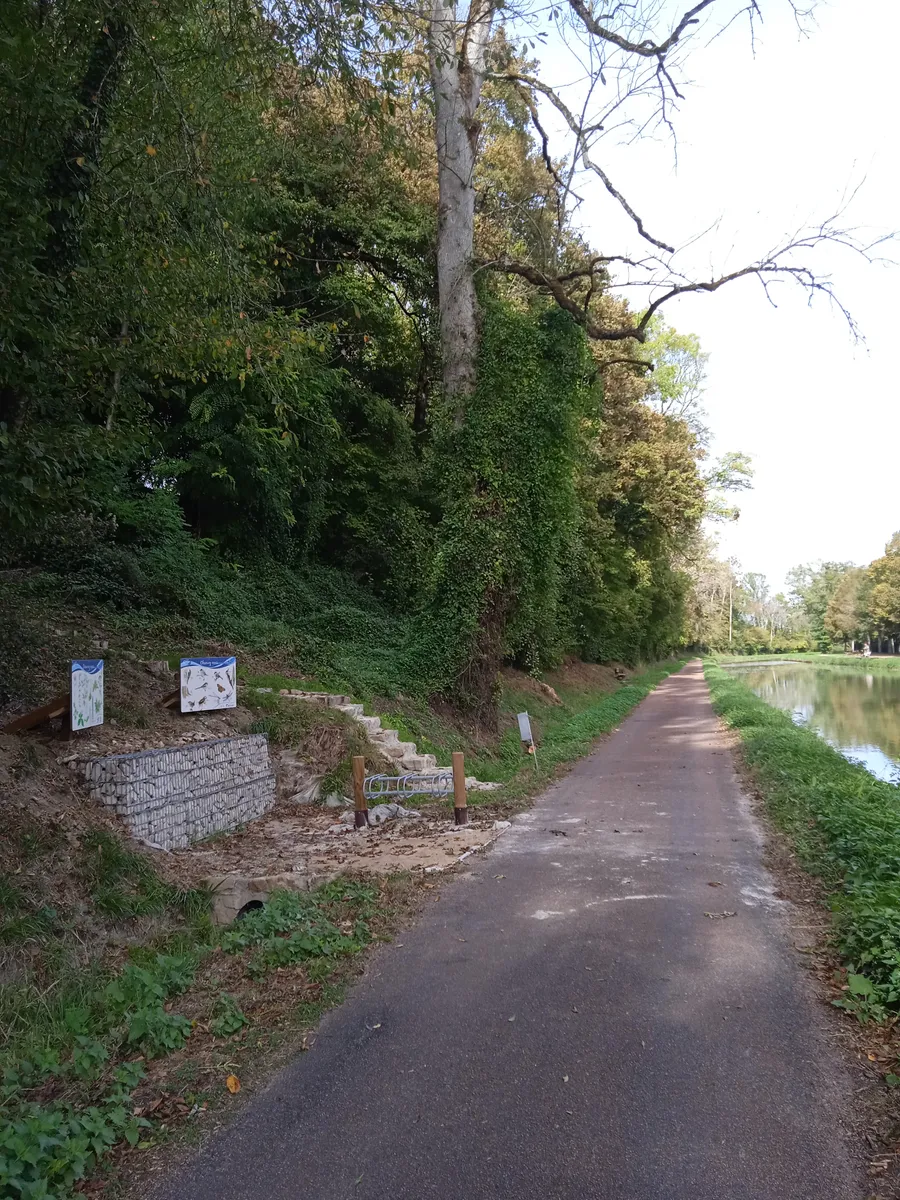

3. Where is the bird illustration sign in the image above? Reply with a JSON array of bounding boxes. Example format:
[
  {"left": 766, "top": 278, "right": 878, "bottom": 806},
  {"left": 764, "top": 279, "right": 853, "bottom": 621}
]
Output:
[
  {"left": 180, "top": 657, "right": 237, "bottom": 713},
  {"left": 71, "top": 660, "right": 104, "bottom": 730}
]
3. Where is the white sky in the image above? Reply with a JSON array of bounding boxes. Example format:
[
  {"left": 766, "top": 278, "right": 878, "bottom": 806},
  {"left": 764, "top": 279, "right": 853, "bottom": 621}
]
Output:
[{"left": 535, "top": 0, "right": 898, "bottom": 592}]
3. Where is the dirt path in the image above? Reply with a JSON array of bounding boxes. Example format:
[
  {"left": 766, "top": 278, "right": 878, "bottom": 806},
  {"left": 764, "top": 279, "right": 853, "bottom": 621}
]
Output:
[{"left": 156, "top": 661, "right": 862, "bottom": 1200}]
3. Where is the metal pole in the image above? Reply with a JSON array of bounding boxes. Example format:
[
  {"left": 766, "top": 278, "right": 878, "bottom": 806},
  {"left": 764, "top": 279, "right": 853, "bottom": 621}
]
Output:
[
  {"left": 352, "top": 755, "right": 368, "bottom": 828},
  {"left": 728, "top": 578, "right": 733, "bottom": 644},
  {"left": 451, "top": 752, "right": 468, "bottom": 826}
]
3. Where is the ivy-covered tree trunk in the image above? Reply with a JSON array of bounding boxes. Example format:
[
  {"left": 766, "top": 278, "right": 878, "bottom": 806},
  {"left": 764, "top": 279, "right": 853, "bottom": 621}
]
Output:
[
  {"left": 420, "top": 306, "right": 586, "bottom": 730},
  {"left": 1, "top": 16, "right": 130, "bottom": 431}
]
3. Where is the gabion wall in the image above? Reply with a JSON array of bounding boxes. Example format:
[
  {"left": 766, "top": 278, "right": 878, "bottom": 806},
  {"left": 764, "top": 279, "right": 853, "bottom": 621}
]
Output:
[{"left": 83, "top": 735, "right": 276, "bottom": 850}]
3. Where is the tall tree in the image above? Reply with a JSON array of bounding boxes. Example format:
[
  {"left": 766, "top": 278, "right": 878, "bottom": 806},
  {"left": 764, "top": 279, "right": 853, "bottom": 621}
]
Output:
[{"left": 424, "top": 0, "right": 874, "bottom": 425}]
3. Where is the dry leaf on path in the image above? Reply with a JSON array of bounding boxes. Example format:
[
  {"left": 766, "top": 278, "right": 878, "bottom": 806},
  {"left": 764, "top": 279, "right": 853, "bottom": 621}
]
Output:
[{"left": 226, "top": 1074, "right": 241, "bottom": 1094}]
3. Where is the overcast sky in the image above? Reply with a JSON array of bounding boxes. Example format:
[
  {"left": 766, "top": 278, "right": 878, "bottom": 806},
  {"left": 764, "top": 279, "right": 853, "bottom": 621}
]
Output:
[{"left": 538, "top": 0, "right": 898, "bottom": 592}]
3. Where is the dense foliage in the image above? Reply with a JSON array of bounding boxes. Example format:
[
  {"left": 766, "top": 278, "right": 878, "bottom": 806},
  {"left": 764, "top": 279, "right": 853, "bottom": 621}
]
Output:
[{"left": 1, "top": 0, "right": 716, "bottom": 717}]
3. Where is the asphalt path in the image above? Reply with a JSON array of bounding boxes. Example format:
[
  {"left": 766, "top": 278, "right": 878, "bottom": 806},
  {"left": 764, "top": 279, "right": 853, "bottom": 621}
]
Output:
[{"left": 157, "top": 660, "right": 861, "bottom": 1200}]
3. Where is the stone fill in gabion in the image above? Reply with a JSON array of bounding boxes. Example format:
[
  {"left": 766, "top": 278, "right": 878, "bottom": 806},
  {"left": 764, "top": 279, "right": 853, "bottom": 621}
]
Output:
[{"left": 82, "top": 735, "right": 276, "bottom": 850}]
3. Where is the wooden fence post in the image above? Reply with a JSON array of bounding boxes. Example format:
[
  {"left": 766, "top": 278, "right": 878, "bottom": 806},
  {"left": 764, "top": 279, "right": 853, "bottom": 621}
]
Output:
[
  {"left": 352, "top": 755, "right": 368, "bottom": 828},
  {"left": 451, "top": 751, "right": 468, "bottom": 826}
]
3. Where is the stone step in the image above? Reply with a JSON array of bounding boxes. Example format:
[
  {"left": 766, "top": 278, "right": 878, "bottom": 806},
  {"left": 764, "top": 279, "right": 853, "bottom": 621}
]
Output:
[
  {"left": 398, "top": 754, "right": 432, "bottom": 773},
  {"left": 381, "top": 739, "right": 418, "bottom": 760},
  {"left": 337, "top": 703, "right": 364, "bottom": 718},
  {"left": 358, "top": 715, "right": 382, "bottom": 735}
]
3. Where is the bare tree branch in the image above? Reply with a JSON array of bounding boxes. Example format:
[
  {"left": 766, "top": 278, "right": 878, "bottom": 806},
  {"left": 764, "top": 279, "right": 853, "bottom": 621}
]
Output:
[
  {"left": 485, "top": 216, "right": 889, "bottom": 343},
  {"left": 565, "top": 0, "right": 718, "bottom": 58},
  {"left": 493, "top": 71, "right": 675, "bottom": 252}
]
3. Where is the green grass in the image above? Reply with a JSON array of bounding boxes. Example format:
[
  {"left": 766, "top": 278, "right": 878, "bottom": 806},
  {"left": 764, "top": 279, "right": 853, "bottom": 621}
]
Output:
[
  {"left": 0, "top": 841, "right": 393, "bottom": 1200},
  {"left": 705, "top": 659, "right": 900, "bottom": 1021},
  {"left": 714, "top": 651, "right": 900, "bottom": 674}
]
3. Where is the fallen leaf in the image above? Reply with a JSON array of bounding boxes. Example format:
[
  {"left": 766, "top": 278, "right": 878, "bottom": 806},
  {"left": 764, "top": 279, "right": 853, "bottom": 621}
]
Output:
[
  {"left": 508, "top": 1015, "right": 516, "bottom": 1022},
  {"left": 562, "top": 1075, "right": 569, "bottom": 1083},
  {"left": 226, "top": 1074, "right": 241, "bottom": 1094},
  {"left": 707, "top": 881, "right": 723, "bottom": 887},
  {"left": 145, "top": 145, "right": 157, "bottom": 156}
]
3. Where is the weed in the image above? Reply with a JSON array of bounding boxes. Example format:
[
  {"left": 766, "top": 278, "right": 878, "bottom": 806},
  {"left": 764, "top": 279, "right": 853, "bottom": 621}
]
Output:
[
  {"left": 209, "top": 994, "right": 250, "bottom": 1039},
  {"left": 219, "top": 885, "right": 374, "bottom": 980}
]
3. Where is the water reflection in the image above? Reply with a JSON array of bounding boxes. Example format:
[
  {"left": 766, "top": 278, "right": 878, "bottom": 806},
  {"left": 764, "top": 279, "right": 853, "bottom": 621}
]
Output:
[{"left": 727, "top": 663, "right": 900, "bottom": 784}]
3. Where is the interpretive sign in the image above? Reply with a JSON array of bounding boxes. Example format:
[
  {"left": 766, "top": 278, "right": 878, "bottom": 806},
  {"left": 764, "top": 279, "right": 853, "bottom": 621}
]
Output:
[
  {"left": 180, "top": 657, "right": 237, "bottom": 712},
  {"left": 72, "top": 660, "right": 104, "bottom": 730}
]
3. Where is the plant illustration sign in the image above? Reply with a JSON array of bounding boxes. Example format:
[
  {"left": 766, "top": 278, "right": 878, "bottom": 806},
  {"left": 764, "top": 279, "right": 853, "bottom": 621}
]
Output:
[
  {"left": 71, "top": 660, "right": 104, "bottom": 730},
  {"left": 180, "top": 657, "right": 237, "bottom": 712}
]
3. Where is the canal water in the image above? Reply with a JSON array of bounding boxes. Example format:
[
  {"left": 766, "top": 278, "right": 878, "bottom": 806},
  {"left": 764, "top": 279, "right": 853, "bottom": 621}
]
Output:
[{"left": 725, "top": 661, "right": 900, "bottom": 784}]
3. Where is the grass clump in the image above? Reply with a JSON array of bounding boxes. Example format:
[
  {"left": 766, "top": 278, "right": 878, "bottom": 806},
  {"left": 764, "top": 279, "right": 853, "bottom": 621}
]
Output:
[
  {"left": 77, "top": 831, "right": 208, "bottom": 921},
  {"left": 705, "top": 660, "right": 900, "bottom": 1021}
]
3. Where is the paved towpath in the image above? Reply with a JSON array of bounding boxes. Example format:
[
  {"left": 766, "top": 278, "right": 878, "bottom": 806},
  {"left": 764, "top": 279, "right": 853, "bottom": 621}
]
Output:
[{"left": 158, "top": 661, "right": 860, "bottom": 1200}]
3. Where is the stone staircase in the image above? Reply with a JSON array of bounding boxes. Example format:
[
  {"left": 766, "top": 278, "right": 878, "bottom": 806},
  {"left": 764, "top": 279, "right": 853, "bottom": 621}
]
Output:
[
  {"left": 336, "top": 704, "right": 438, "bottom": 774},
  {"left": 255, "top": 687, "right": 497, "bottom": 789}
]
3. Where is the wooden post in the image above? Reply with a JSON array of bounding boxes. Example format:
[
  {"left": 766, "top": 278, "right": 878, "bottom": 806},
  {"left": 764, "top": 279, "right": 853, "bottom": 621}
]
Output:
[
  {"left": 451, "top": 751, "right": 468, "bottom": 826},
  {"left": 352, "top": 755, "right": 368, "bottom": 828}
]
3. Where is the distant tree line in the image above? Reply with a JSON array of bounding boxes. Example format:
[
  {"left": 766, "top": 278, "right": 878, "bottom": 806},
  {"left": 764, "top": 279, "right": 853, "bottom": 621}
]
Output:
[{"left": 683, "top": 537, "right": 900, "bottom": 655}]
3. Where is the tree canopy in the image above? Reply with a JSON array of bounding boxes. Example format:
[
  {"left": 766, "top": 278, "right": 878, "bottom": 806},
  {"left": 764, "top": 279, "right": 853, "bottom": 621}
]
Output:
[{"left": 0, "top": 0, "right": 798, "bottom": 717}]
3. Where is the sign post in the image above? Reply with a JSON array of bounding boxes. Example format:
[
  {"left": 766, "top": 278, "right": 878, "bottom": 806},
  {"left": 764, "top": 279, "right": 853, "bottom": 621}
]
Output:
[{"left": 517, "top": 711, "right": 537, "bottom": 768}]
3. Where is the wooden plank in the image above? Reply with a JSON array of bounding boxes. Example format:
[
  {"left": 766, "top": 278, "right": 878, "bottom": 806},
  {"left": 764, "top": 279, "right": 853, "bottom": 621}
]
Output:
[
  {"left": 2, "top": 693, "right": 70, "bottom": 734},
  {"left": 160, "top": 689, "right": 181, "bottom": 709}
]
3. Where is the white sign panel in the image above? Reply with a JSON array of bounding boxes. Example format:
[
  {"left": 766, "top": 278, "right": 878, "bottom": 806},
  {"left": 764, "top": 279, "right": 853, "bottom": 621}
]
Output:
[
  {"left": 180, "top": 657, "right": 237, "bottom": 712},
  {"left": 71, "top": 660, "right": 104, "bottom": 730},
  {"left": 517, "top": 711, "right": 533, "bottom": 744}
]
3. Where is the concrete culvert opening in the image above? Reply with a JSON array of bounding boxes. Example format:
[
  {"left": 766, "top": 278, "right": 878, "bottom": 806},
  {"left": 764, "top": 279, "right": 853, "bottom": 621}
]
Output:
[{"left": 236, "top": 900, "right": 266, "bottom": 920}]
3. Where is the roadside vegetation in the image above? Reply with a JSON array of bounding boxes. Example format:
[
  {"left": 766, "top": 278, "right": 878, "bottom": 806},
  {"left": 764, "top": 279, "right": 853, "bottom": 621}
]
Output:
[
  {"left": 0, "top": 813, "right": 415, "bottom": 1200},
  {"left": 1, "top": 655, "right": 682, "bottom": 1198},
  {"left": 705, "top": 660, "right": 900, "bottom": 1023}
]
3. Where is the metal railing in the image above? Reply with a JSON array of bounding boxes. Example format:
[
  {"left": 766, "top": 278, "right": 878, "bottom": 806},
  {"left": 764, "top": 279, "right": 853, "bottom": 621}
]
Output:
[
  {"left": 352, "top": 752, "right": 468, "bottom": 828},
  {"left": 363, "top": 770, "right": 454, "bottom": 800}
]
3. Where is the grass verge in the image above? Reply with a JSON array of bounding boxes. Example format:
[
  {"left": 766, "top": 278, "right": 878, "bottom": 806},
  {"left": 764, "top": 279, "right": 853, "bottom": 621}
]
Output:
[
  {"left": 705, "top": 659, "right": 900, "bottom": 1022},
  {"left": 0, "top": 847, "right": 422, "bottom": 1200},
  {"left": 714, "top": 651, "right": 900, "bottom": 675}
]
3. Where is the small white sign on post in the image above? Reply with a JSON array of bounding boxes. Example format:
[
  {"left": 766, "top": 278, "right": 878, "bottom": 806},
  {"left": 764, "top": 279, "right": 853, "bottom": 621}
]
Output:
[
  {"left": 71, "top": 660, "right": 104, "bottom": 730},
  {"left": 180, "top": 657, "right": 237, "bottom": 712},
  {"left": 517, "top": 711, "right": 533, "bottom": 744}
]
